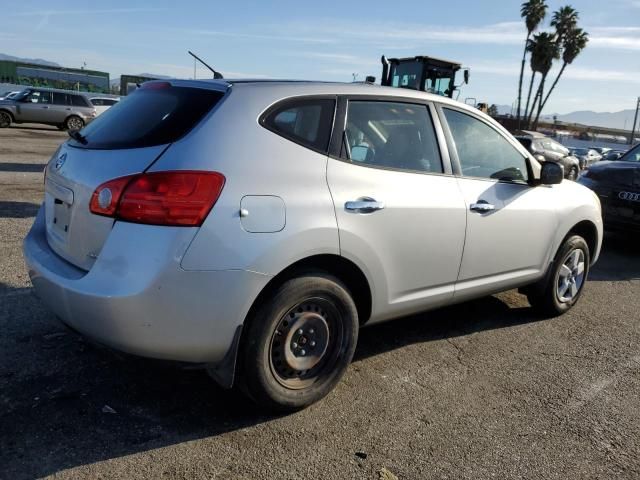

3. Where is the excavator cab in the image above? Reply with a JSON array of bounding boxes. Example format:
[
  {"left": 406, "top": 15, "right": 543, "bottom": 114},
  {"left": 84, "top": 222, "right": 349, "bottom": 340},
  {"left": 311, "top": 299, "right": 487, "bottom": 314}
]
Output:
[{"left": 380, "top": 55, "right": 469, "bottom": 98}]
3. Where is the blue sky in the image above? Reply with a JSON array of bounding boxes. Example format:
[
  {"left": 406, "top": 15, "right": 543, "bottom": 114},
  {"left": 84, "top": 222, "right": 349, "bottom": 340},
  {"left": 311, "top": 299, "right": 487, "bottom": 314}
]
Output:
[{"left": 3, "top": 0, "right": 640, "bottom": 113}]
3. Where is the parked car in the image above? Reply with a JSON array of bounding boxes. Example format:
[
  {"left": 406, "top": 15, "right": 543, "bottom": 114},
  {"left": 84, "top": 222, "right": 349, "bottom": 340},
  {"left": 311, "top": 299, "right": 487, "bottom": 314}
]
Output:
[
  {"left": 23, "top": 80, "right": 603, "bottom": 410},
  {"left": 515, "top": 134, "right": 581, "bottom": 180},
  {"left": 0, "top": 87, "right": 96, "bottom": 130},
  {"left": 0, "top": 90, "right": 21, "bottom": 100},
  {"left": 579, "top": 143, "right": 640, "bottom": 232},
  {"left": 89, "top": 96, "right": 119, "bottom": 116},
  {"left": 603, "top": 149, "right": 626, "bottom": 161},
  {"left": 572, "top": 148, "right": 602, "bottom": 169},
  {"left": 592, "top": 147, "right": 612, "bottom": 156}
]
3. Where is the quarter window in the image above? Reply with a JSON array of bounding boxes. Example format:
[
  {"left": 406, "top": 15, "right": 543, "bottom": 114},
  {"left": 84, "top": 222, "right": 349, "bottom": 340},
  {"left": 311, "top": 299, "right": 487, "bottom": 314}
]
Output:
[
  {"left": 444, "top": 108, "right": 528, "bottom": 182},
  {"left": 262, "top": 98, "right": 335, "bottom": 152},
  {"left": 342, "top": 101, "right": 443, "bottom": 173}
]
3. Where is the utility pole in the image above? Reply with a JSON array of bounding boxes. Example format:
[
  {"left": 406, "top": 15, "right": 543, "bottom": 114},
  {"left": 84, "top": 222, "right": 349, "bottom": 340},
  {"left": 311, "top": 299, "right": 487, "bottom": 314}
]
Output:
[{"left": 630, "top": 97, "right": 640, "bottom": 145}]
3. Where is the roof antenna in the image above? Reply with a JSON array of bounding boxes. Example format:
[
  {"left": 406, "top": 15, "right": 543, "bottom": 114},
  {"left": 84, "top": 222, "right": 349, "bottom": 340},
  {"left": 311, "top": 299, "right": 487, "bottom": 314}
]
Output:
[{"left": 188, "top": 51, "right": 224, "bottom": 79}]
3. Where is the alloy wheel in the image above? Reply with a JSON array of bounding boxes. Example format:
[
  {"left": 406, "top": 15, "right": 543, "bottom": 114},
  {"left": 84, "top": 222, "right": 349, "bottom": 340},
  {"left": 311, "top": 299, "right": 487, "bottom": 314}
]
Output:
[{"left": 556, "top": 248, "right": 586, "bottom": 303}]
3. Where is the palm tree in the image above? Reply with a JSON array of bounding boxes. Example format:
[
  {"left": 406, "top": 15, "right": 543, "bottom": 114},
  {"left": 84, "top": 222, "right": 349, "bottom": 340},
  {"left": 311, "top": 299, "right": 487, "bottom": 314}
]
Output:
[
  {"left": 551, "top": 6, "right": 578, "bottom": 43},
  {"left": 525, "top": 32, "right": 559, "bottom": 128},
  {"left": 533, "top": 28, "right": 589, "bottom": 128},
  {"left": 517, "top": 0, "right": 548, "bottom": 127}
]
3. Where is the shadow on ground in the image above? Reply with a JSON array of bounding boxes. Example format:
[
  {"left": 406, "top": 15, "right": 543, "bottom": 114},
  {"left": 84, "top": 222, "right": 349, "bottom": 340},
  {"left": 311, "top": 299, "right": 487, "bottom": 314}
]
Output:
[
  {"left": 0, "top": 232, "right": 638, "bottom": 478},
  {"left": 0, "top": 201, "right": 40, "bottom": 218},
  {"left": 0, "top": 162, "right": 45, "bottom": 173},
  {"left": 589, "top": 231, "right": 640, "bottom": 282},
  {"left": 0, "top": 282, "right": 544, "bottom": 479}
]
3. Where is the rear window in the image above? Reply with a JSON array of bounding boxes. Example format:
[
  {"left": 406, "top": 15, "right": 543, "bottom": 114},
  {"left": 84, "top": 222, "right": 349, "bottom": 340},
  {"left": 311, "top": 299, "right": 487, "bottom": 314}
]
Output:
[{"left": 70, "top": 85, "right": 224, "bottom": 149}]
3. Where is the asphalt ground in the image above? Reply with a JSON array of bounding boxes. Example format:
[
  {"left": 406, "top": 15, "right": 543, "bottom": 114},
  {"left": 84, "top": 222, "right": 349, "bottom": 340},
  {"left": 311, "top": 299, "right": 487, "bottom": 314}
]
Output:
[{"left": 0, "top": 124, "right": 639, "bottom": 479}]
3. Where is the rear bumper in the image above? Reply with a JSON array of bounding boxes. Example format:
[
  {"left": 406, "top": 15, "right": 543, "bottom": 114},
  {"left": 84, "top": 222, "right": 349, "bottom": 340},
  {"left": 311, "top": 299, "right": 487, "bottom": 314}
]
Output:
[{"left": 23, "top": 206, "right": 270, "bottom": 363}]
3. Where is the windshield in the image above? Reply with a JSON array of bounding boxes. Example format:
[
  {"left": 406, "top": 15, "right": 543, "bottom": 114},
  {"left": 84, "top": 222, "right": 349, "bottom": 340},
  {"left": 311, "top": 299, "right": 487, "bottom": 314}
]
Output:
[
  {"left": 69, "top": 84, "right": 224, "bottom": 149},
  {"left": 621, "top": 144, "right": 640, "bottom": 162},
  {"left": 574, "top": 148, "right": 589, "bottom": 155},
  {"left": 12, "top": 90, "right": 30, "bottom": 101}
]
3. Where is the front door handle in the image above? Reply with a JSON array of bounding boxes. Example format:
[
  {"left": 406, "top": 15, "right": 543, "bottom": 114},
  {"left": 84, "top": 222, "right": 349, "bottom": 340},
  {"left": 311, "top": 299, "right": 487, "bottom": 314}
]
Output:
[
  {"left": 470, "top": 201, "right": 495, "bottom": 213},
  {"left": 345, "top": 197, "right": 385, "bottom": 214}
]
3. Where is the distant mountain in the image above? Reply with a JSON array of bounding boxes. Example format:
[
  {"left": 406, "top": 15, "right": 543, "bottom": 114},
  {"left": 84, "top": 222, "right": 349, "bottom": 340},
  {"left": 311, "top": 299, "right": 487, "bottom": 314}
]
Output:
[
  {"left": 541, "top": 110, "right": 637, "bottom": 131},
  {"left": 0, "top": 53, "right": 60, "bottom": 67}
]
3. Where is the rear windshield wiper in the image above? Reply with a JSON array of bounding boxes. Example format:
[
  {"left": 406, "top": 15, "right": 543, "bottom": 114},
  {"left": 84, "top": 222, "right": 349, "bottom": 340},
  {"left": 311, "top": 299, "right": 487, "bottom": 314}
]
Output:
[{"left": 68, "top": 130, "right": 88, "bottom": 145}]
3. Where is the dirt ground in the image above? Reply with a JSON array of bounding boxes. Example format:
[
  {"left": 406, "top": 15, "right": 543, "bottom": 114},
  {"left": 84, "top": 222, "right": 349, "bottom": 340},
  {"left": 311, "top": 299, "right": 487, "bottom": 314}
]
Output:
[{"left": 1, "top": 125, "right": 639, "bottom": 479}]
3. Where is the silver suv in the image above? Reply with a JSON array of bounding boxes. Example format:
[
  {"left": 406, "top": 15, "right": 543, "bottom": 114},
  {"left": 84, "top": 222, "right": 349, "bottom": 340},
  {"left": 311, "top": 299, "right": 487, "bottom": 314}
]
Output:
[
  {"left": 23, "top": 80, "right": 603, "bottom": 410},
  {"left": 0, "top": 87, "right": 96, "bottom": 130}
]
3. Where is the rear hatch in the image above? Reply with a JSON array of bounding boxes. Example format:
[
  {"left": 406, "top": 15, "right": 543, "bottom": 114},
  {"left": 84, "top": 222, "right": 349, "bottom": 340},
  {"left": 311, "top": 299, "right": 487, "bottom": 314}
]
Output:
[{"left": 43, "top": 82, "right": 226, "bottom": 271}]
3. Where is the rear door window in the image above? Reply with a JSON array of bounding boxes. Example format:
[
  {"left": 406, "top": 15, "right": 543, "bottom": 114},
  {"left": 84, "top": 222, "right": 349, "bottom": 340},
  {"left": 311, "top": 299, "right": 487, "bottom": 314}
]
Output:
[
  {"left": 261, "top": 98, "right": 335, "bottom": 153},
  {"left": 70, "top": 84, "right": 224, "bottom": 149},
  {"left": 51, "top": 92, "right": 67, "bottom": 105}
]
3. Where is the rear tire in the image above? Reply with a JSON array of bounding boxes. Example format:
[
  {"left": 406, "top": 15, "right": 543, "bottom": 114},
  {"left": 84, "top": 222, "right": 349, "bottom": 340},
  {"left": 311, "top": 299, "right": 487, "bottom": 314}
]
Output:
[
  {"left": 65, "top": 116, "right": 84, "bottom": 131},
  {"left": 0, "top": 111, "right": 12, "bottom": 128},
  {"left": 526, "top": 235, "right": 590, "bottom": 316},
  {"left": 239, "top": 273, "right": 359, "bottom": 411}
]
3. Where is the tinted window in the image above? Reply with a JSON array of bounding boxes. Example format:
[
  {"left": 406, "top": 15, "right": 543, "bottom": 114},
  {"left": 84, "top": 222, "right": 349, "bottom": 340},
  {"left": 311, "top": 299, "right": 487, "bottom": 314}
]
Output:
[
  {"left": 444, "top": 108, "right": 528, "bottom": 182},
  {"left": 70, "top": 85, "right": 224, "bottom": 149},
  {"left": 70, "top": 95, "right": 89, "bottom": 107},
  {"left": 262, "top": 98, "right": 335, "bottom": 152},
  {"left": 342, "top": 101, "right": 442, "bottom": 173},
  {"left": 104, "top": 99, "right": 118, "bottom": 106},
  {"left": 90, "top": 98, "right": 105, "bottom": 106},
  {"left": 51, "top": 92, "right": 67, "bottom": 105}
]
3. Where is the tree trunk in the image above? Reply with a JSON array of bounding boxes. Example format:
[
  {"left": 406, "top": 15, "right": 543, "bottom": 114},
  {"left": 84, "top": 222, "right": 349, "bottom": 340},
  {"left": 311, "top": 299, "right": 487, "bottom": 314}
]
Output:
[
  {"left": 516, "top": 34, "right": 530, "bottom": 127},
  {"left": 535, "top": 62, "right": 567, "bottom": 125},
  {"left": 530, "top": 75, "right": 547, "bottom": 130},
  {"left": 523, "top": 72, "right": 536, "bottom": 129},
  {"left": 527, "top": 75, "right": 545, "bottom": 129}
]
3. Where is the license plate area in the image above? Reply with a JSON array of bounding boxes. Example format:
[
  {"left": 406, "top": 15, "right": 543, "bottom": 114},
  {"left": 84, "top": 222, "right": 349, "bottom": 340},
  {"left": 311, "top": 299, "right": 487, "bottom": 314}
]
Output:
[
  {"left": 45, "top": 178, "right": 75, "bottom": 244},
  {"left": 52, "top": 198, "right": 72, "bottom": 238}
]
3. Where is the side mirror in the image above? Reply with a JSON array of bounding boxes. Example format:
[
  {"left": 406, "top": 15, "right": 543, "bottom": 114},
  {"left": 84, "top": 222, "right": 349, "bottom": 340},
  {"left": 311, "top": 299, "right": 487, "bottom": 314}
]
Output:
[{"left": 540, "top": 162, "right": 563, "bottom": 185}]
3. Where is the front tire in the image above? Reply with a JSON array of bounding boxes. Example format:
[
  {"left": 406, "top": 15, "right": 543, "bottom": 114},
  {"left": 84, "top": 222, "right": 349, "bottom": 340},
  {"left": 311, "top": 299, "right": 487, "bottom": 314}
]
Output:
[
  {"left": 527, "top": 235, "right": 590, "bottom": 316},
  {"left": 0, "top": 111, "right": 12, "bottom": 128},
  {"left": 567, "top": 166, "right": 578, "bottom": 181},
  {"left": 239, "top": 273, "right": 359, "bottom": 411}
]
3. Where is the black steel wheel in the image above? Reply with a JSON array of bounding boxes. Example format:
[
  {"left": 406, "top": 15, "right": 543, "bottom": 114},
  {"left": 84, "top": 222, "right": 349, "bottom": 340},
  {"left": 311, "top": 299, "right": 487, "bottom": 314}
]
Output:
[{"left": 240, "top": 273, "right": 359, "bottom": 411}]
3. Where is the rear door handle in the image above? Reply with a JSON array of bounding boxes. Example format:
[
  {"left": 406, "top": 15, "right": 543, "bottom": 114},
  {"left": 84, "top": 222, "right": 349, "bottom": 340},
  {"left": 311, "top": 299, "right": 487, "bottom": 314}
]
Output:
[
  {"left": 470, "top": 201, "right": 495, "bottom": 213},
  {"left": 345, "top": 197, "right": 385, "bottom": 214}
]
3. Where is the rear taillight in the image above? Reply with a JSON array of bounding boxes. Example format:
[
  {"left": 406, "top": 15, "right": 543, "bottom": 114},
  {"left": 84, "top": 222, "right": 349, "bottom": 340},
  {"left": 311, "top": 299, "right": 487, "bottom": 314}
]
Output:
[{"left": 90, "top": 171, "right": 225, "bottom": 226}]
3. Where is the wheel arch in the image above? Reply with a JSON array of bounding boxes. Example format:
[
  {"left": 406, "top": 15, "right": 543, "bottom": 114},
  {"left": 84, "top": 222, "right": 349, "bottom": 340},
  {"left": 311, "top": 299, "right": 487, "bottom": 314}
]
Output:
[
  {"left": 566, "top": 219, "right": 599, "bottom": 265},
  {"left": 246, "top": 254, "right": 373, "bottom": 327},
  {"left": 64, "top": 114, "right": 84, "bottom": 128},
  {"left": 0, "top": 108, "right": 14, "bottom": 122},
  {"left": 208, "top": 254, "right": 373, "bottom": 389}
]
